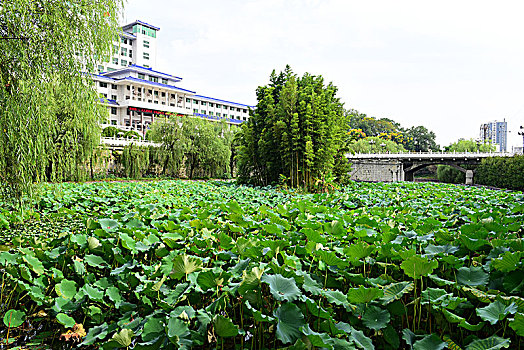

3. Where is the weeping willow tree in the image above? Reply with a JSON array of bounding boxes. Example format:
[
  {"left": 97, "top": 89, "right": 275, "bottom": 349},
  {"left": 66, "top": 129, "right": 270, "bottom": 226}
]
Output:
[{"left": 0, "top": 0, "right": 123, "bottom": 204}]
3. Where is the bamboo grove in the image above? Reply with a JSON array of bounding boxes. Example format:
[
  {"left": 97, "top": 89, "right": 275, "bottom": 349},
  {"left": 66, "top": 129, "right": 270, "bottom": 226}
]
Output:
[{"left": 236, "top": 66, "right": 351, "bottom": 190}]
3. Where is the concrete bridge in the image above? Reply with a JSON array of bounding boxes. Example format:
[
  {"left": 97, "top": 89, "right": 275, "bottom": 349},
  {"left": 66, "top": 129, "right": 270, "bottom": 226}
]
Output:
[{"left": 347, "top": 152, "right": 514, "bottom": 184}]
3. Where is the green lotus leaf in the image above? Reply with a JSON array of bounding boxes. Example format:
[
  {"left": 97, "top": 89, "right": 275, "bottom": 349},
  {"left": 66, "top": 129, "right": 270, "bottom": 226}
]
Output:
[
  {"left": 245, "top": 300, "right": 275, "bottom": 322},
  {"left": 111, "top": 329, "right": 134, "bottom": 348},
  {"left": 3, "top": 309, "right": 25, "bottom": 328},
  {"left": 238, "top": 267, "right": 264, "bottom": 295},
  {"left": 323, "top": 289, "right": 349, "bottom": 307},
  {"left": 347, "top": 286, "right": 383, "bottom": 304},
  {"left": 274, "top": 302, "right": 305, "bottom": 345},
  {"left": 465, "top": 336, "right": 510, "bottom": 350},
  {"left": 315, "top": 250, "right": 347, "bottom": 268},
  {"left": 301, "top": 324, "right": 334, "bottom": 349},
  {"left": 351, "top": 327, "right": 375, "bottom": 350},
  {"left": 509, "top": 313, "right": 524, "bottom": 336},
  {"left": 344, "top": 242, "right": 374, "bottom": 261},
  {"left": 55, "top": 279, "right": 77, "bottom": 300},
  {"left": 362, "top": 306, "right": 390, "bottom": 330},
  {"left": 56, "top": 313, "right": 76, "bottom": 328},
  {"left": 476, "top": 301, "right": 517, "bottom": 325},
  {"left": 383, "top": 325, "right": 400, "bottom": 349},
  {"left": 302, "top": 227, "right": 327, "bottom": 244},
  {"left": 401, "top": 255, "right": 438, "bottom": 279},
  {"left": 491, "top": 251, "right": 521, "bottom": 273},
  {"left": 413, "top": 334, "right": 446, "bottom": 350},
  {"left": 87, "top": 236, "right": 101, "bottom": 250},
  {"left": 261, "top": 274, "right": 302, "bottom": 302},
  {"left": 166, "top": 317, "right": 192, "bottom": 347},
  {"left": 172, "top": 254, "right": 203, "bottom": 279},
  {"left": 214, "top": 315, "right": 239, "bottom": 338},
  {"left": 98, "top": 219, "right": 120, "bottom": 232},
  {"left": 302, "top": 273, "right": 323, "bottom": 296},
  {"left": 456, "top": 266, "right": 489, "bottom": 287},
  {"left": 84, "top": 254, "right": 108, "bottom": 269},
  {"left": 22, "top": 255, "right": 44, "bottom": 275},
  {"left": 381, "top": 281, "right": 414, "bottom": 304}
]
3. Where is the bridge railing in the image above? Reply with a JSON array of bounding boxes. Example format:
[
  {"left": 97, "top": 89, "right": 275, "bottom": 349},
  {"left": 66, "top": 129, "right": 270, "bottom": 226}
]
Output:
[{"left": 346, "top": 151, "right": 515, "bottom": 159}]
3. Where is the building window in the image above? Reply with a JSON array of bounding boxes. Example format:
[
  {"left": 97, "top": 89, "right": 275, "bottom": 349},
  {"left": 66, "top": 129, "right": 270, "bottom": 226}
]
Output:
[
  {"left": 121, "top": 47, "right": 127, "bottom": 56},
  {"left": 127, "top": 86, "right": 131, "bottom": 90},
  {"left": 154, "top": 91, "right": 159, "bottom": 96},
  {"left": 121, "top": 37, "right": 127, "bottom": 44},
  {"left": 143, "top": 53, "right": 149, "bottom": 60},
  {"left": 223, "top": 114, "right": 227, "bottom": 118},
  {"left": 201, "top": 102, "right": 207, "bottom": 106},
  {"left": 138, "top": 73, "right": 145, "bottom": 79},
  {"left": 193, "top": 109, "right": 198, "bottom": 114},
  {"left": 99, "top": 82, "right": 107, "bottom": 88},
  {"left": 103, "top": 93, "right": 107, "bottom": 98},
  {"left": 111, "top": 120, "right": 117, "bottom": 125},
  {"left": 216, "top": 104, "right": 221, "bottom": 108},
  {"left": 209, "top": 103, "right": 214, "bottom": 107},
  {"left": 243, "top": 109, "right": 247, "bottom": 113},
  {"left": 143, "top": 40, "right": 150, "bottom": 48},
  {"left": 237, "top": 108, "right": 241, "bottom": 112},
  {"left": 112, "top": 57, "right": 118, "bottom": 65},
  {"left": 201, "top": 110, "right": 206, "bottom": 114},
  {"left": 111, "top": 84, "right": 117, "bottom": 89},
  {"left": 148, "top": 89, "right": 152, "bottom": 94},
  {"left": 161, "top": 92, "right": 166, "bottom": 97},
  {"left": 107, "top": 67, "right": 116, "bottom": 72},
  {"left": 186, "top": 98, "right": 191, "bottom": 103},
  {"left": 111, "top": 95, "right": 117, "bottom": 100},
  {"left": 97, "top": 65, "right": 104, "bottom": 72},
  {"left": 193, "top": 100, "right": 199, "bottom": 104},
  {"left": 231, "top": 106, "right": 235, "bottom": 110},
  {"left": 216, "top": 113, "right": 221, "bottom": 117},
  {"left": 209, "top": 112, "right": 214, "bottom": 116},
  {"left": 121, "top": 59, "right": 127, "bottom": 66},
  {"left": 111, "top": 107, "right": 117, "bottom": 115},
  {"left": 148, "top": 76, "right": 158, "bottom": 83},
  {"left": 154, "top": 101, "right": 158, "bottom": 104},
  {"left": 161, "top": 78, "right": 168, "bottom": 84},
  {"left": 129, "top": 50, "right": 132, "bottom": 58}
]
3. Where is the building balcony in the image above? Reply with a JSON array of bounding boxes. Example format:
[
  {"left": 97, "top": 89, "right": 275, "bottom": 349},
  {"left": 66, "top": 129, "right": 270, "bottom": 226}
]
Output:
[{"left": 117, "top": 99, "right": 188, "bottom": 115}]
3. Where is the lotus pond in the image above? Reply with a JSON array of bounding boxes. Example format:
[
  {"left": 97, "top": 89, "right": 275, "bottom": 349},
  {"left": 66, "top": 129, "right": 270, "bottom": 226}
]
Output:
[{"left": 0, "top": 180, "right": 523, "bottom": 349}]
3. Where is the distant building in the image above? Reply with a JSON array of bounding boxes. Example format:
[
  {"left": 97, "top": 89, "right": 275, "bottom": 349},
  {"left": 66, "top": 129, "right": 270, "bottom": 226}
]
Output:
[
  {"left": 92, "top": 20, "right": 252, "bottom": 136},
  {"left": 479, "top": 120, "right": 507, "bottom": 152}
]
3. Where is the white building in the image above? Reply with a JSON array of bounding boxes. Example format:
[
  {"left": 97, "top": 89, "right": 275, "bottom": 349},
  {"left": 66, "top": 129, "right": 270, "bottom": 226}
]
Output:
[
  {"left": 479, "top": 119, "right": 507, "bottom": 152},
  {"left": 92, "top": 20, "right": 252, "bottom": 135}
]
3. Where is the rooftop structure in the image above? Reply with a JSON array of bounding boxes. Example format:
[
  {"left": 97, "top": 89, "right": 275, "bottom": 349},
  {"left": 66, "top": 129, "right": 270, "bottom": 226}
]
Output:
[{"left": 94, "top": 20, "right": 253, "bottom": 135}]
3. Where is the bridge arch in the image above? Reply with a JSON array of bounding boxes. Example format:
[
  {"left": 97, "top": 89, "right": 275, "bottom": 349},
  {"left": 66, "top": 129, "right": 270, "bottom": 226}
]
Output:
[{"left": 346, "top": 152, "right": 512, "bottom": 184}]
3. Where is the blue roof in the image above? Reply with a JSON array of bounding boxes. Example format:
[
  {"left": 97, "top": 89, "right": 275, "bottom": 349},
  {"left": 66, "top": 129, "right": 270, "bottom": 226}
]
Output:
[
  {"left": 128, "top": 64, "right": 183, "bottom": 80},
  {"left": 194, "top": 94, "right": 254, "bottom": 108},
  {"left": 124, "top": 76, "right": 196, "bottom": 94},
  {"left": 99, "top": 98, "right": 119, "bottom": 106},
  {"left": 123, "top": 20, "right": 160, "bottom": 31},
  {"left": 194, "top": 113, "right": 244, "bottom": 124}
]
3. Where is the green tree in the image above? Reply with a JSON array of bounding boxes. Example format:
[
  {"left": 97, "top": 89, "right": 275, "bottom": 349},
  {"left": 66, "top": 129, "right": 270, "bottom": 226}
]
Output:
[
  {"left": 347, "top": 137, "right": 406, "bottom": 154},
  {"left": 445, "top": 139, "right": 495, "bottom": 152},
  {"left": 0, "top": 0, "right": 123, "bottom": 203},
  {"left": 403, "top": 126, "right": 439, "bottom": 152},
  {"left": 150, "top": 116, "right": 233, "bottom": 179},
  {"left": 236, "top": 66, "right": 347, "bottom": 190}
]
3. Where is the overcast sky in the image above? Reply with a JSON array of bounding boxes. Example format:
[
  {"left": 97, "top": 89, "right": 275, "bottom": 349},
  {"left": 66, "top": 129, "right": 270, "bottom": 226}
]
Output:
[{"left": 123, "top": 0, "right": 524, "bottom": 148}]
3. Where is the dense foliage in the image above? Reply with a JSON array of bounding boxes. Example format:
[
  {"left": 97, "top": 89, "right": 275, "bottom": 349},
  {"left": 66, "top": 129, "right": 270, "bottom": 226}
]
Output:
[
  {"left": 150, "top": 117, "right": 233, "bottom": 179},
  {"left": 0, "top": 0, "right": 123, "bottom": 203},
  {"left": 1, "top": 181, "right": 523, "bottom": 349},
  {"left": 476, "top": 155, "right": 524, "bottom": 191},
  {"left": 236, "top": 66, "right": 349, "bottom": 189},
  {"left": 346, "top": 111, "right": 438, "bottom": 152}
]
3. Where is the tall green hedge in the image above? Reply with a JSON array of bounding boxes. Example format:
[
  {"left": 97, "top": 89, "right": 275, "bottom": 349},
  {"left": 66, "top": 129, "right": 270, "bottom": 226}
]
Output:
[{"left": 476, "top": 156, "right": 524, "bottom": 190}]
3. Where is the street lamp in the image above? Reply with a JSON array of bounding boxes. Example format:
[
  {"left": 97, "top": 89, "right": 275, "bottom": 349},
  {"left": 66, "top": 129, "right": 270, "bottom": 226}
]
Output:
[{"left": 518, "top": 126, "right": 524, "bottom": 154}]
